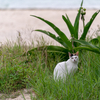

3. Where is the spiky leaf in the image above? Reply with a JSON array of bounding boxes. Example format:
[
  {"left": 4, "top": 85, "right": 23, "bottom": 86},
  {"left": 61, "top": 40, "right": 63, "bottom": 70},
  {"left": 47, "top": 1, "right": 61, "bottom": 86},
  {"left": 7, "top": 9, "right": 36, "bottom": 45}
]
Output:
[
  {"left": 35, "top": 29, "right": 68, "bottom": 48},
  {"left": 25, "top": 45, "right": 69, "bottom": 56},
  {"left": 89, "top": 36, "right": 100, "bottom": 45},
  {"left": 74, "top": 46, "right": 100, "bottom": 54},
  {"left": 80, "top": 10, "right": 100, "bottom": 40},
  {"left": 62, "top": 14, "right": 75, "bottom": 38},
  {"left": 74, "top": 39, "right": 99, "bottom": 49},
  {"left": 74, "top": 6, "right": 82, "bottom": 39},
  {"left": 31, "top": 15, "right": 72, "bottom": 49},
  {"left": 73, "top": 39, "right": 100, "bottom": 54}
]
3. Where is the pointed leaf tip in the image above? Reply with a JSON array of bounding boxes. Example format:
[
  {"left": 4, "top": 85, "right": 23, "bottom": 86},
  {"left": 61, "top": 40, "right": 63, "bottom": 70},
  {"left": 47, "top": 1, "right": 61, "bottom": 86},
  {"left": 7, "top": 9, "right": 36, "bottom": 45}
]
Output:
[{"left": 81, "top": 0, "right": 83, "bottom": 7}]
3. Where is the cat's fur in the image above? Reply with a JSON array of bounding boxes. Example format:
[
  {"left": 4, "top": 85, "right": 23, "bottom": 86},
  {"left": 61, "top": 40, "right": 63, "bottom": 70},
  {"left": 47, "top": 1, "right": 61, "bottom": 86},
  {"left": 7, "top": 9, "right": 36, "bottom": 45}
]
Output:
[{"left": 53, "top": 52, "right": 79, "bottom": 81}]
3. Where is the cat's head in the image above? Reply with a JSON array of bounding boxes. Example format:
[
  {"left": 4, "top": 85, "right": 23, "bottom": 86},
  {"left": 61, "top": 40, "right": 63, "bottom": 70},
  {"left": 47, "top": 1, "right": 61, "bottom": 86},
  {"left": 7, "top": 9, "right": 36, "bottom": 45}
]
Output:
[{"left": 68, "top": 51, "right": 79, "bottom": 63}]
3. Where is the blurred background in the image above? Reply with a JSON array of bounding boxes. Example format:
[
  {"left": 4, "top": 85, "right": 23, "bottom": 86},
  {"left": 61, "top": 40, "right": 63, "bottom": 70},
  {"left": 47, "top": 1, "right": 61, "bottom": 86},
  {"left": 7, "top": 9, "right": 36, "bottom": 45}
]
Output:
[
  {"left": 0, "top": 0, "right": 100, "bottom": 45},
  {"left": 0, "top": 0, "right": 100, "bottom": 9}
]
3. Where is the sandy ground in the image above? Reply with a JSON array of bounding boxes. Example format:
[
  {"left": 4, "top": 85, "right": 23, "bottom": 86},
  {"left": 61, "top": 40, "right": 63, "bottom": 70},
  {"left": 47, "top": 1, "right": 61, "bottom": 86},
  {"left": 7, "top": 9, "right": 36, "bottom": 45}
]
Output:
[
  {"left": 0, "top": 9, "right": 100, "bottom": 99},
  {"left": 0, "top": 89, "right": 36, "bottom": 100},
  {"left": 0, "top": 9, "right": 100, "bottom": 46}
]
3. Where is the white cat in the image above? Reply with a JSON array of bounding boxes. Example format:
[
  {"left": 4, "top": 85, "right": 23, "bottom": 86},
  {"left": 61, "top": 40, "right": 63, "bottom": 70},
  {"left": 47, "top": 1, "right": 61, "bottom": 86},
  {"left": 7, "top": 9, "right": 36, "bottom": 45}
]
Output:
[{"left": 53, "top": 52, "right": 79, "bottom": 81}]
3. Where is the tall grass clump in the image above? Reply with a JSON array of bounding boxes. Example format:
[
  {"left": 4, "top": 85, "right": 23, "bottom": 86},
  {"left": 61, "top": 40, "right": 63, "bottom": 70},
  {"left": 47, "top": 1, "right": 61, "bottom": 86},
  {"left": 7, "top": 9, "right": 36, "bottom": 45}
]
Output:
[
  {"left": 28, "top": 50, "right": 100, "bottom": 100},
  {"left": 0, "top": 43, "right": 30, "bottom": 93},
  {"left": 0, "top": 37, "right": 65, "bottom": 96},
  {"left": 0, "top": 35, "right": 100, "bottom": 100}
]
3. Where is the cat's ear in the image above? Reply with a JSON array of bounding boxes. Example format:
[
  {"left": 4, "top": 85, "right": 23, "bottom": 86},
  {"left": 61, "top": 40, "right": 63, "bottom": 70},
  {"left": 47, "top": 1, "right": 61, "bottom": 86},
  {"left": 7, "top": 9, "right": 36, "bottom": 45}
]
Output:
[
  {"left": 68, "top": 52, "right": 71, "bottom": 57},
  {"left": 76, "top": 51, "right": 79, "bottom": 56}
]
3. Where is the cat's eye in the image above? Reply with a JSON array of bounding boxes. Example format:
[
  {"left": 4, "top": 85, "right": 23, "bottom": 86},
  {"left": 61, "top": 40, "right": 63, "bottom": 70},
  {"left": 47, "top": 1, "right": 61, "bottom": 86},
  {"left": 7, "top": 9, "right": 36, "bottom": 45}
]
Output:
[
  {"left": 75, "top": 57, "right": 77, "bottom": 59},
  {"left": 71, "top": 57, "right": 73, "bottom": 59}
]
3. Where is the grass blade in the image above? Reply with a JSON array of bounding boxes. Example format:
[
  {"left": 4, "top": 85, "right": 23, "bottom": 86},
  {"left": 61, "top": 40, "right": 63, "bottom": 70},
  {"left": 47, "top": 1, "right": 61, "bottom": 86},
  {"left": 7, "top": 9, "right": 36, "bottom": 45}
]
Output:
[
  {"left": 31, "top": 15, "right": 72, "bottom": 49},
  {"left": 80, "top": 10, "right": 100, "bottom": 40}
]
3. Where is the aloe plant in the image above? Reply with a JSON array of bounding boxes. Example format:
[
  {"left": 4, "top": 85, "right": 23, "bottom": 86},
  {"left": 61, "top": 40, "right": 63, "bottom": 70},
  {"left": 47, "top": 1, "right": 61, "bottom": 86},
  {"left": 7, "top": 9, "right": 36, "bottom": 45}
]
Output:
[
  {"left": 27, "top": 0, "right": 100, "bottom": 55},
  {"left": 73, "top": 39, "right": 100, "bottom": 54}
]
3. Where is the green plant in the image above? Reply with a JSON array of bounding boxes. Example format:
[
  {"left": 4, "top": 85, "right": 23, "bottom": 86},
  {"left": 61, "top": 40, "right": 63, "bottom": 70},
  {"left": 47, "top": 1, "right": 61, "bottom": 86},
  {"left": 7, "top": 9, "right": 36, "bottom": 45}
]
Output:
[
  {"left": 0, "top": 63, "right": 28, "bottom": 93},
  {"left": 27, "top": 0, "right": 100, "bottom": 55},
  {"left": 29, "top": 51, "right": 100, "bottom": 100},
  {"left": 0, "top": 38, "right": 100, "bottom": 99},
  {"left": 0, "top": 43, "right": 32, "bottom": 94},
  {"left": 73, "top": 39, "right": 100, "bottom": 54}
]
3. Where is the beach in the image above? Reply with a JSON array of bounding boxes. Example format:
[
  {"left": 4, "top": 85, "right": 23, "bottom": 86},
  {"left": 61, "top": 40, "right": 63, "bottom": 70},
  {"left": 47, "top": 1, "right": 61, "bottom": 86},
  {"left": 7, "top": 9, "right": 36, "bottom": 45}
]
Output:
[{"left": 0, "top": 9, "right": 100, "bottom": 45}]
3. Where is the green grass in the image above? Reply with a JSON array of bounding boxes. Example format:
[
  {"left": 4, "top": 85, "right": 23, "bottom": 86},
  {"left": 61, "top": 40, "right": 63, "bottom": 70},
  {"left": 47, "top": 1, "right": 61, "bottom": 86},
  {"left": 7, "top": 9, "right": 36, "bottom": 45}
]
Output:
[{"left": 0, "top": 38, "right": 100, "bottom": 100}]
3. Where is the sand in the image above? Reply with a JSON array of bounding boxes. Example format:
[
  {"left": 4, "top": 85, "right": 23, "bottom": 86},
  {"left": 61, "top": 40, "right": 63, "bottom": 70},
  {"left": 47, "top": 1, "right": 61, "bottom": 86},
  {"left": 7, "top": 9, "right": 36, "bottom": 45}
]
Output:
[
  {"left": 0, "top": 9, "right": 100, "bottom": 45},
  {"left": 0, "top": 9, "right": 100, "bottom": 99},
  {"left": 0, "top": 89, "right": 36, "bottom": 100}
]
